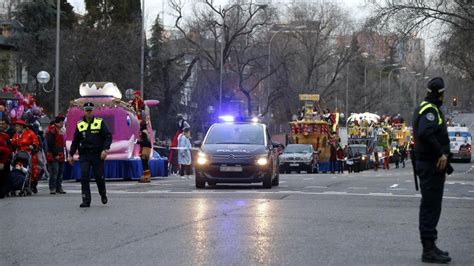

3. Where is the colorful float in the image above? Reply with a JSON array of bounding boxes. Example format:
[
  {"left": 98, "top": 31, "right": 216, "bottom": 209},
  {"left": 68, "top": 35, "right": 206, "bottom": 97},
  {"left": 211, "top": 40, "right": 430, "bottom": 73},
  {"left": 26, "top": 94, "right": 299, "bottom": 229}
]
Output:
[
  {"left": 63, "top": 82, "right": 167, "bottom": 180},
  {"left": 288, "top": 94, "right": 340, "bottom": 172}
]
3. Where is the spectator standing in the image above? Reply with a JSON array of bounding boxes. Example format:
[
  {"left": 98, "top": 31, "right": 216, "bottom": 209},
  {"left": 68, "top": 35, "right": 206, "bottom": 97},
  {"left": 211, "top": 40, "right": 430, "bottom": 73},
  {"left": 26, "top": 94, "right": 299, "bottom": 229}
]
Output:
[
  {"left": 178, "top": 127, "right": 192, "bottom": 180},
  {"left": 45, "top": 115, "right": 67, "bottom": 194},
  {"left": 336, "top": 145, "right": 345, "bottom": 174},
  {"left": 329, "top": 144, "right": 337, "bottom": 173}
]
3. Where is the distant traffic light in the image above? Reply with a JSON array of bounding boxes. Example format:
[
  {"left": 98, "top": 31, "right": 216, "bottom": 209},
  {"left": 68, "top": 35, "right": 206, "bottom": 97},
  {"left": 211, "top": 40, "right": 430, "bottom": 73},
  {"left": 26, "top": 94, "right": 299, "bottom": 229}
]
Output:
[{"left": 452, "top": 96, "right": 458, "bottom": 107}]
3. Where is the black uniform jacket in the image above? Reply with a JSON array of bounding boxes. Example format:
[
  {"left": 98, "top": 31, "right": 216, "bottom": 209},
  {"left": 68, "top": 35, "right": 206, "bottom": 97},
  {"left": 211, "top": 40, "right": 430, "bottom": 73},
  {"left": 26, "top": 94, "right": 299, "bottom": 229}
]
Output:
[
  {"left": 69, "top": 116, "right": 112, "bottom": 156},
  {"left": 412, "top": 96, "right": 450, "bottom": 162}
]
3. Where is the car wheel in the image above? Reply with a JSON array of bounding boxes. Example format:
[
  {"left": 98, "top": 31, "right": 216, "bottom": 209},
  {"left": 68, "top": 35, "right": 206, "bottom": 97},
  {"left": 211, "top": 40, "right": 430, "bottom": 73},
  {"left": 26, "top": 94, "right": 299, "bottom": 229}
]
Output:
[
  {"left": 307, "top": 163, "right": 314, "bottom": 174},
  {"left": 208, "top": 181, "right": 216, "bottom": 186},
  {"left": 195, "top": 175, "right": 206, "bottom": 189},
  {"left": 262, "top": 170, "right": 272, "bottom": 189}
]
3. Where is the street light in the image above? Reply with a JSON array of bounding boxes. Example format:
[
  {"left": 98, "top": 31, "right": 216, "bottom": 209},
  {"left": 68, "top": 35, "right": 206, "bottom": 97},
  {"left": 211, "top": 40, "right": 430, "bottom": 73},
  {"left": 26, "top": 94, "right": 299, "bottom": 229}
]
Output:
[
  {"left": 54, "top": 0, "right": 60, "bottom": 116},
  {"left": 37, "top": 71, "right": 53, "bottom": 93},
  {"left": 379, "top": 63, "right": 399, "bottom": 95},
  {"left": 388, "top": 66, "right": 406, "bottom": 96},
  {"left": 140, "top": 0, "right": 145, "bottom": 97},
  {"left": 267, "top": 25, "right": 306, "bottom": 110},
  {"left": 361, "top": 52, "right": 369, "bottom": 110}
]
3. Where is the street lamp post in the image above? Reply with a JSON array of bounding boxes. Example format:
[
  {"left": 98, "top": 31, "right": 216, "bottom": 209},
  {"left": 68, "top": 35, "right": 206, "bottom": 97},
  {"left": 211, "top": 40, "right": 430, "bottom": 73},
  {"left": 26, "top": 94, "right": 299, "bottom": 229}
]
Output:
[
  {"left": 379, "top": 63, "right": 399, "bottom": 93},
  {"left": 346, "top": 62, "right": 349, "bottom": 118},
  {"left": 361, "top": 52, "right": 369, "bottom": 110},
  {"left": 140, "top": 0, "right": 145, "bottom": 97},
  {"left": 54, "top": 0, "right": 60, "bottom": 116},
  {"left": 267, "top": 25, "right": 306, "bottom": 110},
  {"left": 388, "top": 66, "right": 406, "bottom": 97}
]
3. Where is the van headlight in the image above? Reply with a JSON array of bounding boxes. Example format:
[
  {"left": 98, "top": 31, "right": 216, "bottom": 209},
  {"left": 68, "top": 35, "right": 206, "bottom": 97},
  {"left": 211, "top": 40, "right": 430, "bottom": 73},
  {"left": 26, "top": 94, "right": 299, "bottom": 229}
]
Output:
[
  {"left": 197, "top": 152, "right": 208, "bottom": 165},
  {"left": 256, "top": 155, "right": 269, "bottom": 166}
]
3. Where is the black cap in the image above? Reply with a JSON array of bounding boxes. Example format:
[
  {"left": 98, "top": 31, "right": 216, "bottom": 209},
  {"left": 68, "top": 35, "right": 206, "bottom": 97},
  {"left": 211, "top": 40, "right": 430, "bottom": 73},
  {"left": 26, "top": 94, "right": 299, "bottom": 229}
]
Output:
[
  {"left": 54, "top": 115, "right": 65, "bottom": 123},
  {"left": 83, "top": 102, "right": 94, "bottom": 111},
  {"left": 426, "top": 77, "right": 445, "bottom": 93}
]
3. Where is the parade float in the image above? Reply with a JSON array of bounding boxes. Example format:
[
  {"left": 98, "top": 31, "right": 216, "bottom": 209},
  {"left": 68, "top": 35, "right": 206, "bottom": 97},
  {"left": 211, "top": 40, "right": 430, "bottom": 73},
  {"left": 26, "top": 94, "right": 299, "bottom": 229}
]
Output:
[
  {"left": 288, "top": 94, "right": 340, "bottom": 172},
  {"left": 63, "top": 82, "right": 167, "bottom": 180}
]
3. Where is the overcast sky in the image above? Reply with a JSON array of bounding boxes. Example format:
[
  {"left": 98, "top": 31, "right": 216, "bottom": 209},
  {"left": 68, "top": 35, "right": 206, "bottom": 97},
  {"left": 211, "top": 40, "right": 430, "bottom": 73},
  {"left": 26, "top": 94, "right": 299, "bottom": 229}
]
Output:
[{"left": 67, "top": 0, "right": 370, "bottom": 31}]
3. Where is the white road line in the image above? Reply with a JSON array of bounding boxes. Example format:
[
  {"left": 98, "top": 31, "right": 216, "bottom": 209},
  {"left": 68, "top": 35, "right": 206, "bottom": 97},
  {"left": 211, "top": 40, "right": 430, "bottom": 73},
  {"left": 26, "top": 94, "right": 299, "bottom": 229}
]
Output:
[
  {"left": 348, "top": 187, "right": 368, "bottom": 190},
  {"left": 390, "top": 184, "right": 399, "bottom": 188},
  {"left": 369, "top": 192, "right": 393, "bottom": 196},
  {"left": 303, "top": 178, "right": 314, "bottom": 181},
  {"left": 279, "top": 181, "right": 287, "bottom": 184},
  {"left": 388, "top": 188, "right": 408, "bottom": 191},
  {"left": 305, "top": 186, "right": 328, "bottom": 189},
  {"left": 468, "top": 191, "right": 474, "bottom": 193},
  {"left": 61, "top": 190, "right": 474, "bottom": 200}
]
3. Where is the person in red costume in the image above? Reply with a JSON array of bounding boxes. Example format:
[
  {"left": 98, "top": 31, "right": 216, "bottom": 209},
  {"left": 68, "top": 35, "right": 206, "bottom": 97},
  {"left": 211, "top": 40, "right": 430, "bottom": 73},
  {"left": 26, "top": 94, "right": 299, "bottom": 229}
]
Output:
[
  {"left": 10, "top": 120, "right": 40, "bottom": 193},
  {"left": 0, "top": 134, "right": 12, "bottom": 198},
  {"left": 130, "top": 90, "right": 145, "bottom": 122}
]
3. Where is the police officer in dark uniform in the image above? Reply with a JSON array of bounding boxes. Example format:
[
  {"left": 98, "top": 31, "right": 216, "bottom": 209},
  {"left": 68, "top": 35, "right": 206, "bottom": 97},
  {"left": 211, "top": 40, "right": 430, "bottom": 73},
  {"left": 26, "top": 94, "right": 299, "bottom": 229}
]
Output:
[
  {"left": 412, "top": 77, "right": 452, "bottom": 263},
  {"left": 68, "top": 102, "right": 112, "bottom": 208}
]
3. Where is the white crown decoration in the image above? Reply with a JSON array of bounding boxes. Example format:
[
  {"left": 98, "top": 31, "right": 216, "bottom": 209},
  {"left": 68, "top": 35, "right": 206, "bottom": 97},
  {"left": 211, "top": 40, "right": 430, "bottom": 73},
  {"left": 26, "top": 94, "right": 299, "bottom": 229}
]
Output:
[{"left": 79, "top": 82, "right": 122, "bottom": 99}]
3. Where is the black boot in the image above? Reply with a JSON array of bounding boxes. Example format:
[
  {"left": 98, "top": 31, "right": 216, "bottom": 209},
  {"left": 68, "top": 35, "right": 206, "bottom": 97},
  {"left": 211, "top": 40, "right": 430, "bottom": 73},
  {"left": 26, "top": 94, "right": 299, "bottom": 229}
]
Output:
[
  {"left": 422, "top": 240, "right": 451, "bottom": 263},
  {"left": 101, "top": 195, "right": 108, "bottom": 205},
  {"left": 433, "top": 242, "right": 449, "bottom": 256},
  {"left": 32, "top": 181, "right": 38, "bottom": 194},
  {"left": 80, "top": 202, "right": 90, "bottom": 208}
]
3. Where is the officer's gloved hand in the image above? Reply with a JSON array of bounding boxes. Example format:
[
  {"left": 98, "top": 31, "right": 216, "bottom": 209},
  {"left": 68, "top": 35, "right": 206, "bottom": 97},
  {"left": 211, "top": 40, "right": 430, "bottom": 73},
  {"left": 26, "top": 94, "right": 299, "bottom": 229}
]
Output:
[
  {"left": 436, "top": 154, "right": 448, "bottom": 171},
  {"left": 100, "top": 150, "right": 107, "bottom": 160}
]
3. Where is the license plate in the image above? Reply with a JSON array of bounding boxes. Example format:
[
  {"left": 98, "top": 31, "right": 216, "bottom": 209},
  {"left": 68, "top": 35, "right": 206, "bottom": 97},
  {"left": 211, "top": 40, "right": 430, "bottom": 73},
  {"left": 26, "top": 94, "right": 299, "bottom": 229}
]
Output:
[
  {"left": 220, "top": 166, "right": 243, "bottom": 172},
  {"left": 289, "top": 163, "right": 299, "bottom": 167}
]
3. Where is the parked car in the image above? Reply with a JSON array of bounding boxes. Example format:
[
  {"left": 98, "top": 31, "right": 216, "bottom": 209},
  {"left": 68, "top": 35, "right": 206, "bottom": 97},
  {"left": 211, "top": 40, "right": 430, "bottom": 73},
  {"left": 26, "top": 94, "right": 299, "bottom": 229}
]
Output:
[{"left": 279, "top": 144, "right": 316, "bottom": 174}]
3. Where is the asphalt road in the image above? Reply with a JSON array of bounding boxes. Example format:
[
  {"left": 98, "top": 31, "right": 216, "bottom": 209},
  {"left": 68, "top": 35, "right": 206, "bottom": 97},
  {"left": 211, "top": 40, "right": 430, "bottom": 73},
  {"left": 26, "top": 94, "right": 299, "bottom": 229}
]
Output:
[{"left": 1, "top": 160, "right": 473, "bottom": 265}]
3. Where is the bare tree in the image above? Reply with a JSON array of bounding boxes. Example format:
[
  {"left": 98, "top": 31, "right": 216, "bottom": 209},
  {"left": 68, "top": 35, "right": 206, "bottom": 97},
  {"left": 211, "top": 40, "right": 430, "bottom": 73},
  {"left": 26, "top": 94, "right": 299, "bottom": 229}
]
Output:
[{"left": 170, "top": 0, "right": 275, "bottom": 117}]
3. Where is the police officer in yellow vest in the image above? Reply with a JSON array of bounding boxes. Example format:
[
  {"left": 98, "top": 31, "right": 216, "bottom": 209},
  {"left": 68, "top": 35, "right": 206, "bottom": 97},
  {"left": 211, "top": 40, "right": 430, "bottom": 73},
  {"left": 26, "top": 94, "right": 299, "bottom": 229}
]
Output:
[
  {"left": 412, "top": 77, "right": 452, "bottom": 263},
  {"left": 68, "top": 102, "right": 112, "bottom": 208}
]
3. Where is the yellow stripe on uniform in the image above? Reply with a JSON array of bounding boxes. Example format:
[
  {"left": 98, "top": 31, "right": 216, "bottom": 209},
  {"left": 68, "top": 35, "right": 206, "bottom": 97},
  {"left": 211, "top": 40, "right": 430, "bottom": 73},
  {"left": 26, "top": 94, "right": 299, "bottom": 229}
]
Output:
[{"left": 418, "top": 101, "right": 442, "bottom": 125}]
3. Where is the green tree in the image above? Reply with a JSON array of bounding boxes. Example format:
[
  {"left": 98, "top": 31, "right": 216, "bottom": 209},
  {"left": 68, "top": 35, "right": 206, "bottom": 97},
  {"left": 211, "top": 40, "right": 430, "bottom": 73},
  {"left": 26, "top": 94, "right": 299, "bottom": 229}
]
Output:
[
  {"left": 12, "top": 0, "right": 76, "bottom": 113},
  {"left": 147, "top": 14, "right": 198, "bottom": 137},
  {"left": 84, "top": 0, "right": 141, "bottom": 27}
]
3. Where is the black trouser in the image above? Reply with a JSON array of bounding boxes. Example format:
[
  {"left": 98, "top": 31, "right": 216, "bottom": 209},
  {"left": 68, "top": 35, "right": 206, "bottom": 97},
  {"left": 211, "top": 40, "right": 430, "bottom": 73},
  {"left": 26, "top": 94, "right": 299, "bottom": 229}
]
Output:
[
  {"left": 80, "top": 153, "right": 106, "bottom": 204},
  {"left": 141, "top": 158, "right": 149, "bottom": 171},
  {"left": 329, "top": 161, "right": 336, "bottom": 173},
  {"left": 416, "top": 160, "right": 445, "bottom": 241},
  {"left": 179, "top": 164, "right": 192, "bottom": 176}
]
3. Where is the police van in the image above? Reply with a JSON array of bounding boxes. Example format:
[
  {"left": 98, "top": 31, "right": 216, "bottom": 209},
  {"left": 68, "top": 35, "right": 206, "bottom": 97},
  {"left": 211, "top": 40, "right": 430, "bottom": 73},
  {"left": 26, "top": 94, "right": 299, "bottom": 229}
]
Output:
[{"left": 448, "top": 126, "right": 472, "bottom": 163}]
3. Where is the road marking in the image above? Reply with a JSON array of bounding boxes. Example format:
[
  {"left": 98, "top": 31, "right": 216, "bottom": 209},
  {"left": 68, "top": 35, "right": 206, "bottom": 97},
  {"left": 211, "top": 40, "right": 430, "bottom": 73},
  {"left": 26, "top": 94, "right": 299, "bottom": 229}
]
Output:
[
  {"left": 369, "top": 192, "right": 393, "bottom": 196},
  {"left": 61, "top": 190, "right": 474, "bottom": 200},
  {"left": 348, "top": 187, "right": 368, "bottom": 190},
  {"left": 305, "top": 186, "right": 328, "bottom": 189},
  {"left": 469, "top": 191, "right": 474, "bottom": 193},
  {"left": 303, "top": 178, "right": 314, "bottom": 181},
  {"left": 390, "top": 184, "right": 399, "bottom": 188},
  {"left": 323, "top": 191, "right": 347, "bottom": 194},
  {"left": 388, "top": 188, "right": 408, "bottom": 191},
  {"left": 279, "top": 181, "right": 287, "bottom": 184}
]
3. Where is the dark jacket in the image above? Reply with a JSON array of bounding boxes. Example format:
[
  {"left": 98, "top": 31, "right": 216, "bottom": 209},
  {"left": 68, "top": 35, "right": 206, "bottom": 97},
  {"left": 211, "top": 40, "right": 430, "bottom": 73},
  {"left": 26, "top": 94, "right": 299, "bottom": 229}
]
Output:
[
  {"left": 69, "top": 116, "right": 112, "bottom": 156},
  {"left": 412, "top": 96, "right": 450, "bottom": 161}
]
